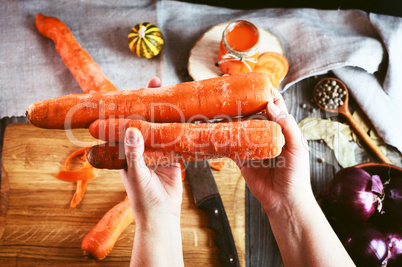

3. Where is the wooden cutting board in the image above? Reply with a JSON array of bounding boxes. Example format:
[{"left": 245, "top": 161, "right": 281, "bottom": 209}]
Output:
[{"left": 0, "top": 124, "right": 245, "bottom": 266}]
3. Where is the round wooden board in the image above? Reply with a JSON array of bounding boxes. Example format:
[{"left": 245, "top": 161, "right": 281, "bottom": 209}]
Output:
[{"left": 188, "top": 22, "right": 284, "bottom": 81}]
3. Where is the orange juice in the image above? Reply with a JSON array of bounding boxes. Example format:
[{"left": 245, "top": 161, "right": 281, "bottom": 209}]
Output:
[{"left": 217, "top": 20, "right": 260, "bottom": 75}]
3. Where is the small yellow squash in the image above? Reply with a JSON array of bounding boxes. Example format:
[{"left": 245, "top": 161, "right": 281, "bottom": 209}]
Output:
[{"left": 128, "top": 22, "right": 164, "bottom": 58}]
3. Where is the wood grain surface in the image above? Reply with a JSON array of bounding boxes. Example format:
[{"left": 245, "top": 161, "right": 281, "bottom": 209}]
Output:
[{"left": 0, "top": 124, "right": 245, "bottom": 266}]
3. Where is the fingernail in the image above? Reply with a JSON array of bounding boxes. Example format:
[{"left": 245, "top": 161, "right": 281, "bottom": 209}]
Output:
[
  {"left": 268, "top": 102, "right": 281, "bottom": 116},
  {"left": 126, "top": 129, "right": 138, "bottom": 145}
]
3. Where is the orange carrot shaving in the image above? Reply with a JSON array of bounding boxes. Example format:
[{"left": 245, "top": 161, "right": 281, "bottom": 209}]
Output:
[
  {"left": 209, "top": 161, "right": 226, "bottom": 171},
  {"left": 54, "top": 147, "right": 98, "bottom": 181},
  {"left": 63, "top": 147, "right": 90, "bottom": 170},
  {"left": 55, "top": 168, "right": 98, "bottom": 182},
  {"left": 54, "top": 147, "right": 99, "bottom": 207},
  {"left": 180, "top": 163, "right": 186, "bottom": 181},
  {"left": 70, "top": 180, "right": 89, "bottom": 208}
]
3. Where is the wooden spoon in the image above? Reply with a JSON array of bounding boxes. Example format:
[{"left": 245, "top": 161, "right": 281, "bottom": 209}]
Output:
[{"left": 313, "top": 78, "right": 391, "bottom": 164}]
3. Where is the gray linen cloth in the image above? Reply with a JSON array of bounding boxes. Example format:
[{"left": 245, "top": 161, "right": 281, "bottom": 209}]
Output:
[{"left": 1, "top": 0, "right": 401, "bottom": 152}]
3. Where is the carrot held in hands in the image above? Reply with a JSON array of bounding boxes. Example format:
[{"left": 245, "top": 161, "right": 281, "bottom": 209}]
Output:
[
  {"left": 90, "top": 118, "right": 284, "bottom": 159},
  {"left": 81, "top": 196, "right": 135, "bottom": 260},
  {"left": 35, "top": 13, "right": 118, "bottom": 93},
  {"left": 26, "top": 72, "right": 274, "bottom": 129},
  {"left": 86, "top": 143, "right": 219, "bottom": 169},
  {"left": 86, "top": 118, "right": 284, "bottom": 169}
]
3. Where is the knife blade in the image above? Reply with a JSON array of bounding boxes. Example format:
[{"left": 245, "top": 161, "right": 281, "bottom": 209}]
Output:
[{"left": 185, "top": 160, "right": 240, "bottom": 267}]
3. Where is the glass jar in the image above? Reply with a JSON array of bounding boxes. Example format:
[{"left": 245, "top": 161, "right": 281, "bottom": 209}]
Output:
[{"left": 217, "top": 20, "right": 260, "bottom": 75}]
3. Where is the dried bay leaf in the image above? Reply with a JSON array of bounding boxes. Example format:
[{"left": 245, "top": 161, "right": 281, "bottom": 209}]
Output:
[
  {"left": 323, "top": 134, "right": 335, "bottom": 150},
  {"left": 333, "top": 133, "right": 356, "bottom": 167},
  {"left": 298, "top": 117, "right": 356, "bottom": 167},
  {"left": 298, "top": 117, "right": 352, "bottom": 141}
]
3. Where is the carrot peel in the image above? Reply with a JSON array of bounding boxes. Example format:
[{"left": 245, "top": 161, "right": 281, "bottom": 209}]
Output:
[
  {"left": 54, "top": 147, "right": 98, "bottom": 182},
  {"left": 209, "top": 161, "right": 226, "bottom": 171},
  {"left": 70, "top": 180, "right": 89, "bottom": 208},
  {"left": 180, "top": 163, "right": 186, "bottom": 180},
  {"left": 54, "top": 147, "right": 99, "bottom": 207}
]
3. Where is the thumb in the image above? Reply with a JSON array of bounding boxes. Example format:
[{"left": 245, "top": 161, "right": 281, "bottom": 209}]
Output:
[
  {"left": 267, "top": 102, "right": 304, "bottom": 149},
  {"left": 146, "top": 76, "right": 161, "bottom": 88},
  {"left": 123, "top": 127, "right": 151, "bottom": 186}
]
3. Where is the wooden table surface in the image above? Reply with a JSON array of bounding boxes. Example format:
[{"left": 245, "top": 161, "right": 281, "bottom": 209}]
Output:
[{"left": 1, "top": 74, "right": 401, "bottom": 266}]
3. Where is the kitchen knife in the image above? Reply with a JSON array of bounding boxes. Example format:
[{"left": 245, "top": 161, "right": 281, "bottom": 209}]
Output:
[{"left": 185, "top": 160, "right": 240, "bottom": 267}]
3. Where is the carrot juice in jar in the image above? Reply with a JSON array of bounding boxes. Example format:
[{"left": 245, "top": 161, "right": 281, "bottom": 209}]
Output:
[{"left": 217, "top": 20, "right": 260, "bottom": 75}]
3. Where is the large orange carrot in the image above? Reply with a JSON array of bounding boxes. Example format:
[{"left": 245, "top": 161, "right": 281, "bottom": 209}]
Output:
[
  {"left": 36, "top": 14, "right": 135, "bottom": 258},
  {"left": 89, "top": 118, "right": 284, "bottom": 160},
  {"left": 26, "top": 72, "right": 274, "bottom": 129},
  {"left": 35, "top": 13, "right": 118, "bottom": 93},
  {"left": 38, "top": 13, "right": 120, "bottom": 208},
  {"left": 86, "top": 143, "right": 219, "bottom": 169},
  {"left": 81, "top": 197, "right": 134, "bottom": 260}
]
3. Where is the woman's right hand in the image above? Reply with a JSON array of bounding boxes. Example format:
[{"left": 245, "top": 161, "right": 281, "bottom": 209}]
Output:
[
  {"left": 238, "top": 88, "right": 355, "bottom": 267},
  {"left": 237, "top": 88, "right": 312, "bottom": 214}
]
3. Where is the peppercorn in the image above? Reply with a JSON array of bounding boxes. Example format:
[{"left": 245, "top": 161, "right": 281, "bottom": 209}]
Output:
[{"left": 314, "top": 78, "right": 346, "bottom": 110}]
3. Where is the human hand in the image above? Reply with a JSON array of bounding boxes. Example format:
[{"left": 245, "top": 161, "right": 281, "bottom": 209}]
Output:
[
  {"left": 118, "top": 76, "right": 184, "bottom": 267},
  {"left": 237, "top": 88, "right": 311, "bottom": 214},
  {"left": 238, "top": 88, "right": 355, "bottom": 267},
  {"left": 119, "top": 77, "right": 183, "bottom": 224}
]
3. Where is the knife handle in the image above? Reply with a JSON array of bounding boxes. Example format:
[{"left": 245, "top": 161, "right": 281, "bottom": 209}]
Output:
[{"left": 198, "top": 195, "right": 240, "bottom": 267}]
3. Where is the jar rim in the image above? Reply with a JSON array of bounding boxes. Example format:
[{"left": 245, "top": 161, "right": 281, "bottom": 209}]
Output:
[{"left": 222, "top": 20, "right": 260, "bottom": 58}]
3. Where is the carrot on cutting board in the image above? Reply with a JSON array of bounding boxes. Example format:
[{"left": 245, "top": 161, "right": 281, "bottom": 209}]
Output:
[
  {"left": 89, "top": 118, "right": 284, "bottom": 160},
  {"left": 35, "top": 13, "right": 118, "bottom": 93},
  {"left": 81, "top": 197, "right": 135, "bottom": 260},
  {"left": 26, "top": 72, "right": 274, "bottom": 129},
  {"left": 254, "top": 52, "right": 289, "bottom": 89}
]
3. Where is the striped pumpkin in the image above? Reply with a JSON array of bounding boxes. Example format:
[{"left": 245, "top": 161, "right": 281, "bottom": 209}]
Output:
[{"left": 128, "top": 22, "right": 164, "bottom": 58}]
